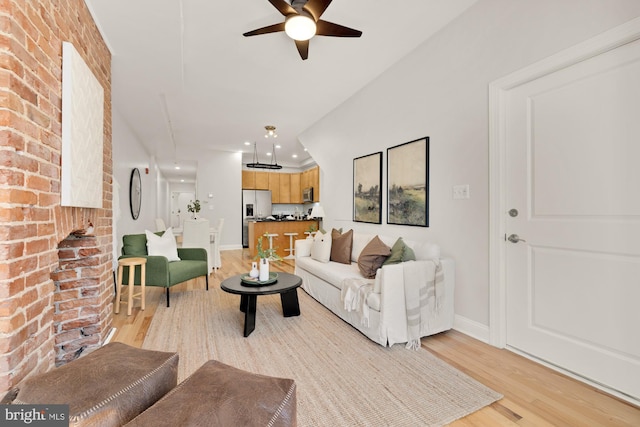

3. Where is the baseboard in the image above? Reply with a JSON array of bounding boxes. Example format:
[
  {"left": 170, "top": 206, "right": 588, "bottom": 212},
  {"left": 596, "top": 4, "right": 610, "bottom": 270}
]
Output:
[
  {"left": 453, "top": 315, "right": 490, "bottom": 343},
  {"left": 220, "top": 244, "right": 243, "bottom": 251},
  {"left": 102, "top": 327, "right": 116, "bottom": 345}
]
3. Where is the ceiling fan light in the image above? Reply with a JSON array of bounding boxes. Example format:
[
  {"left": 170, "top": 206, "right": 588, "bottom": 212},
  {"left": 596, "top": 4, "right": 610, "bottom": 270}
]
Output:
[{"left": 285, "top": 15, "right": 316, "bottom": 41}]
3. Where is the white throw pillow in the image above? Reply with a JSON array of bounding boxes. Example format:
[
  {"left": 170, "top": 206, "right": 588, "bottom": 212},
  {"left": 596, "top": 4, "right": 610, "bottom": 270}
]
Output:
[
  {"left": 310, "top": 231, "right": 332, "bottom": 263},
  {"left": 145, "top": 227, "right": 181, "bottom": 262}
]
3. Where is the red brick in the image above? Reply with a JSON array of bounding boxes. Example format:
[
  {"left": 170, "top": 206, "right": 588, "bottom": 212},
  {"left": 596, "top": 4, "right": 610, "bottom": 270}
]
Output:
[
  {"left": 50, "top": 269, "right": 77, "bottom": 282},
  {"left": 0, "top": 297, "right": 19, "bottom": 317},
  {"left": 0, "top": 241, "right": 24, "bottom": 259},
  {"left": 0, "top": 277, "right": 26, "bottom": 299},
  {"left": 25, "top": 238, "right": 49, "bottom": 255},
  {"left": 0, "top": 150, "right": 38, "bottom": 172},
  {"left": 0, "top": 312, "right": 26, "bottom": 333}
]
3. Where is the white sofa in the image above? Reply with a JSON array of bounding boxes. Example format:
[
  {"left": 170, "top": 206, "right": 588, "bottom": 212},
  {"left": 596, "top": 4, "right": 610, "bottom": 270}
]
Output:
[{"left": 294, "top": 232, "right": 454, "bottom": 347}]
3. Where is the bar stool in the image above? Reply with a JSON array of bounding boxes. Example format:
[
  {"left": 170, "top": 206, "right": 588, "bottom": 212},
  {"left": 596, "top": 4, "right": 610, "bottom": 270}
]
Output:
[
  {"left": 265, "top": 233, "right": 278, "bottom": 260},
  {"left": 283, "top": 232, "right": 298, "bottom": 259},
  {"left": 115, "top": 257, "right": 147, "bottom": 316}
]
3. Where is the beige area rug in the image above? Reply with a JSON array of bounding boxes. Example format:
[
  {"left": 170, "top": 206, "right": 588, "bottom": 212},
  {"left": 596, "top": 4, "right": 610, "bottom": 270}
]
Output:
[{"left": 142, "top": 287, "right": 502, "bottom": 426}]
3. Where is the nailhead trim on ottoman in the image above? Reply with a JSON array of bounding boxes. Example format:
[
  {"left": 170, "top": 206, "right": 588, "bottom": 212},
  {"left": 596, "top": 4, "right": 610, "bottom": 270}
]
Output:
[
  {"left": 125, "top": 360, "right": 297, "bottom": 427},
  {"left": 2, "top": 342, "right": 178, "bottom": 427}
]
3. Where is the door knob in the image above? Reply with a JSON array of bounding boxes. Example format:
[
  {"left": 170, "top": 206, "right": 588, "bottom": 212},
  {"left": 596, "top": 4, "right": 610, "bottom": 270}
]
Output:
[{"left": 507, "top": 234, "right": 526, "bottom": 243}]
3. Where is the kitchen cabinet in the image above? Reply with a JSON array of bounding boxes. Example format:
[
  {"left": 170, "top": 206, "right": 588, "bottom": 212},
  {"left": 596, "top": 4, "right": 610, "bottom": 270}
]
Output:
[
  {"left": 255, "top": 171, "right": 269, "bottom": 190},
  {"left": 290, "top": 173, "right": 302, "bottom": 203},
  {"left": 242, "top": 170, "right": 255, "bottom": 189},
  {"left": 242, "top": 167, "right": 319, "bottom": 202},
  {"left": 301, "top": 166, "right": 320, "bottom": 202},
  {"left": 309, "top": 166, "right": 319, "bottom": 202},
  {"left": 268, "top": 173, "right": 280, "bottom": 202},
  {"left": 279, "top": 174, "right": 291, "bottom": 203}
]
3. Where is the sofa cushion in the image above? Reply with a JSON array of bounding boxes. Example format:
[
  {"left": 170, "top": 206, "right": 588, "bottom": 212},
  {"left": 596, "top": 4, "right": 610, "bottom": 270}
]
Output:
[
  {"left": 330, "top": 229, "right": 353, "bottom": 264},
  {"left": 310, "top": 231, "right": 332, "bottom": 263},
  {"left": 5, "top": 342, "right": 178, "bottom": 427},
  {"left": 351, "top": 233, "right": 375, "bottom": 262},
  {"left": 146, "top": 228, "right": 180, "bottom": 262},
  {"left": 123, "top": 233, "right": 149, "bottom": 256},
  {"left": 383, "top": 237, "right": 416, "bottom": 265},
  {"left": 168, "top": 260, "right": 208, "bottom": 286},
  {"left": 125, "top": 360, "right": 296, "bottom": 427},
  {"left": 297, "top": 256, "right": 363, "bottom": 291},
  {"left": 357, "top": 236, "right": 391, "bottom": 279}
]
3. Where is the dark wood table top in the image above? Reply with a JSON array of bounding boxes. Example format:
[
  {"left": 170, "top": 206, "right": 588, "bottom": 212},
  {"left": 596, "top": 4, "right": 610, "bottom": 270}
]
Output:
[{"left": 220, "top": 272, "right": 302, "bottom": 296}]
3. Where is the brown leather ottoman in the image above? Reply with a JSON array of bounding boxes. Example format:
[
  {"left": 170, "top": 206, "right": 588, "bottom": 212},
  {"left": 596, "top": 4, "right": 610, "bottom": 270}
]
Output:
[
  {"left": 126, "top": 360, "right": 297, "bottom": 427},
  {"left": 2, "top": 342, "right": 178, "bottom": 427}
]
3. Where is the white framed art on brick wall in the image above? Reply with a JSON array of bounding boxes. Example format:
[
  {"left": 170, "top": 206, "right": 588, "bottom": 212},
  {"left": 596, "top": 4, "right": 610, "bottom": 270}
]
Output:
[{"left": 61, "top": 41, "right": 104, "bottom": 208}]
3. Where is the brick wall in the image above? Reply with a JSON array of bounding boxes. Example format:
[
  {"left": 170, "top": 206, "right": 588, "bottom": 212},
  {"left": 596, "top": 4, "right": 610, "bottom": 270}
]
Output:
[{"left": 0, "top": 0, "right": 112, "bottom": 392}]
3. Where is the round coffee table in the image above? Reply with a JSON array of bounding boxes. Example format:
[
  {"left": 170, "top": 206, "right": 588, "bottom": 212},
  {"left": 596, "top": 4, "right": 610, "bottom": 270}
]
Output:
[{"left": 220, "top": 272, "right": 302, "bottom": 337}]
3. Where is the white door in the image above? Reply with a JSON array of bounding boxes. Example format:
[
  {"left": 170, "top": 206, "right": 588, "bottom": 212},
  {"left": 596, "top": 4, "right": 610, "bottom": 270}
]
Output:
[
  {"left": 170, "top": 191, "right": 195, "bottom": 228},
  {"left": 504, "top": 35, "right": 640, "bottom": 399}
]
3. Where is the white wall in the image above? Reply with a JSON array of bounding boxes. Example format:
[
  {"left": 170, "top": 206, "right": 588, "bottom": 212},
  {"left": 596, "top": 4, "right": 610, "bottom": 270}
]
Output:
[
  {"left": 112, "top": 109, "right": 159, "bottom": 259},
  {"left": 184, "top": 147, "right": 243, "bottom": 250},
  {"left": 299, "top": 0, "right": 640, "bottom": 331}
]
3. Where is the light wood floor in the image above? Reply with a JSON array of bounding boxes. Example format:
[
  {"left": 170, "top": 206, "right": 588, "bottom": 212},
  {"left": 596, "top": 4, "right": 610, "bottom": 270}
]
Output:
[{"left": 112, "top": 249, "right": 640, "bottom": 426}]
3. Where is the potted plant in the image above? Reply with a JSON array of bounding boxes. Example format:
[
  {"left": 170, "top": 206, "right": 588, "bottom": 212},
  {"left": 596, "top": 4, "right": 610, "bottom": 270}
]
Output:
[{"left": 187, "top": 199, "right": 201, "bottom": 219}]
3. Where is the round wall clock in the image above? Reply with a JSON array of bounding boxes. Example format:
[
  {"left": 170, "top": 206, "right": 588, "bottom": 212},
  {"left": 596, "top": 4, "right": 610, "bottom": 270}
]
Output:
[{"left": 129, "top": 168, "right": 142, "bottom": 220}]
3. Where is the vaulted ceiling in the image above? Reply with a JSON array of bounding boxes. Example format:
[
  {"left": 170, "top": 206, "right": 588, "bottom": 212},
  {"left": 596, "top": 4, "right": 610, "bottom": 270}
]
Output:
[{"left": 85, "top": 0, "right": 477, "bottom": 181}]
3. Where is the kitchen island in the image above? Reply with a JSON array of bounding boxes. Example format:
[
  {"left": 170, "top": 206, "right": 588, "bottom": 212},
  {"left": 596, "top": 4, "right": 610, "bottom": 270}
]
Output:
[{"left": 248, "top": 220, "right": 319, "bottom": 259}]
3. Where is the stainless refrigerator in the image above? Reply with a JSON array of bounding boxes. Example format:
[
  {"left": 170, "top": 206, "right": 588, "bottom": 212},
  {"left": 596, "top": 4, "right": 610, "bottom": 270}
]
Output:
[{"left": 242, "top": 190, "right": 272, "bottom": 247}]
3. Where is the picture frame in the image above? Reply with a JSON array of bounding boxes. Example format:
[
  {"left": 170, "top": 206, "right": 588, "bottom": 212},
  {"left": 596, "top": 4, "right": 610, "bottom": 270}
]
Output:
[
  {"left": 353, "top": 152, "right": 382, "bottom": 224},
  {"left": 387, "top": 137, "right": 429, "bottom": 227}
]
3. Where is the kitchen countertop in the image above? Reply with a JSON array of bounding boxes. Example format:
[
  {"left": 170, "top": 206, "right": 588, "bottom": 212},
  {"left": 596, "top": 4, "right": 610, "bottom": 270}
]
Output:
[{"left": 250, "top": 218, "right": 317, "bottom": 222}]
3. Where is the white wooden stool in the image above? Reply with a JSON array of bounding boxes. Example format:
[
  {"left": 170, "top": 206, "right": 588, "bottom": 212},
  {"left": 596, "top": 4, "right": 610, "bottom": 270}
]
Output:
[
  {"left": 115, "top": 257, "right": 147, "bottom": 316},
  {"left": 265, "top": 233, "right": 278, "bottom": 260},
  {"left": 283, "top": 232, "right": 298, "bottom": 259}
]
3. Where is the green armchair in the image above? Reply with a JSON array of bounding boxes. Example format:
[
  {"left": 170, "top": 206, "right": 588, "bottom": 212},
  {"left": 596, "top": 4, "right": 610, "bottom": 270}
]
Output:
[{"left": 118, "top": 233, "right": 209, "bottom": 307}]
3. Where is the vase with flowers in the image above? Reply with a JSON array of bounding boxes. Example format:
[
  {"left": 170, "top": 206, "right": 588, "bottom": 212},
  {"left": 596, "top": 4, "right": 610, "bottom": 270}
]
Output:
[
  {"left": 255, "top": 232, "right": 282, "bottom": 281},
  {"left": 187, "top": 199, "right": 201, "bottom": 219}
]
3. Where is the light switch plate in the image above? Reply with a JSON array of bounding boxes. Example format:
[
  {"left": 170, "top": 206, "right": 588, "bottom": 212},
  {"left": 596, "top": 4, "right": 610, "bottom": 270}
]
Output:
[{"left": 453, "top": 184, "right": 470, "bottom": 199}]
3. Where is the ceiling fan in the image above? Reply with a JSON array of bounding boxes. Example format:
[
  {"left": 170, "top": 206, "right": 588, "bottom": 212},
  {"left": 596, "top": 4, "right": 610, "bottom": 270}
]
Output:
[{"left": 243, "top": 0, "right": 362, "bottom": 60}]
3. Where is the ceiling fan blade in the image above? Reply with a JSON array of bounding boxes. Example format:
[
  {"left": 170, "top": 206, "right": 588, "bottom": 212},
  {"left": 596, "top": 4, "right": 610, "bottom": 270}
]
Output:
[
  {"left": 268, "top": 0, "right": 297, "bottom": 16},
  {"left": 295, "top": 40, "right": 309, "bottom": 60},
  {"left": 316, "top": 20, "right": 362, "bottom": 37},
  {"left": 243, "top": 22, "right": 286, "bottom": 37},
  {"left": 303, "top": 0, "right": 332, "bottom": 21}
]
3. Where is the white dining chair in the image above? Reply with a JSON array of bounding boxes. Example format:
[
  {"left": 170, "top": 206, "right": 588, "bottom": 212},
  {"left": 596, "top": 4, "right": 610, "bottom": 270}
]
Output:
[
  {"left": 211, "top": 218, "right": 224, "bottom": 270},
  {"left": 182, "top": 219, "right": 212, "bottom": 272}
]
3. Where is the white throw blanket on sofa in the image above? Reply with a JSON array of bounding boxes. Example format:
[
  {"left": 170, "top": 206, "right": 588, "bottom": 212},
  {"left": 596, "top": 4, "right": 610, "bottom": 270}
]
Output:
[
  {"left": 403, "top": 260, "right": 444, "bottom": 350},
  {"left": 340, "top": 278, "right": 374, "bottom": 326}
]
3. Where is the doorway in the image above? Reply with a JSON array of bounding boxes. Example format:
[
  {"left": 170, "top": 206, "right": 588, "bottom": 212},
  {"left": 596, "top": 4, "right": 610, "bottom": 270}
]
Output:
[
  {"left": 171, "top": 191, "right": 195, "bottom": 229},
  {"left": 489, "top": 19, "right": 640, "bottom": 403}
]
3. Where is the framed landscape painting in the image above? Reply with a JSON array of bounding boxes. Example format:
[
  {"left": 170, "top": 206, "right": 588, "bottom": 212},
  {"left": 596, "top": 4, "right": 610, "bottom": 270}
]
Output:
[
  {"left": 387, "top": 137, "right": 429, "bottom": 227},
  {"left": 353, "top": 152, "right": 382, "bottom": 224}
]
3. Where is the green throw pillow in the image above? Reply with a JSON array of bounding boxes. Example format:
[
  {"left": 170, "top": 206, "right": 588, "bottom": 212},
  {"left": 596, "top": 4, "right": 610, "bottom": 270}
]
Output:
[
  {"left": 382, "top": 238, "right": 405, "bottom": 265},
  {"left": 402, "top": 244, "right": 416, "bottom": 262}
]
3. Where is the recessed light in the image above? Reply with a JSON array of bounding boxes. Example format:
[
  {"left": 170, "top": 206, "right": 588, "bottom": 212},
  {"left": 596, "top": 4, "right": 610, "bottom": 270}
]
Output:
[
  {"left": 180, "top": 179, "right": 184, "bottom": 182},
  {"left": 275, "top": 144, "right": 281, "bottom": 149},
  {"left": 292, "top": 154, "right": 298, "bottom": 158},
  {"left": 267, "top": 152, "right": 272, "bottom": 156},
  {"left": 175, "top": 165, "right": 180, "bottom": 170},
  {"left": 244, "top": 141, "right": 251, "bottom": 145}
]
